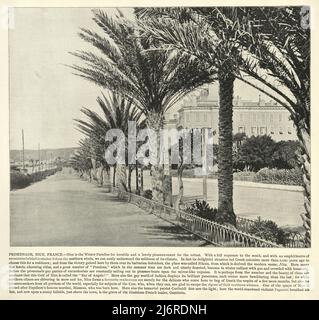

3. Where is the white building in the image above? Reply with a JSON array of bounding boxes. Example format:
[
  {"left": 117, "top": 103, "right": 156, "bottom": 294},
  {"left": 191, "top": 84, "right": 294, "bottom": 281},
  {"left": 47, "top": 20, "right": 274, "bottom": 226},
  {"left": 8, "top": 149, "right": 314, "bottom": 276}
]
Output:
[{"left": 165, "top": 85, "right": 297, "bottom": 142}]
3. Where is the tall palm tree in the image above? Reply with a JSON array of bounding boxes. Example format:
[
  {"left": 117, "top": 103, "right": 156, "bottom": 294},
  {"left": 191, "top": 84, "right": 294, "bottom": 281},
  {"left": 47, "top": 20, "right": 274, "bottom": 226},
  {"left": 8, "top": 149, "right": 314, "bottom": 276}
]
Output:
[
  {"left": 177, "top": 6, "right": 311, "bottom": 245},
  {"left": 69, "top": 9, "right": 216, "bottom": 202},
  {"left": 75, "top": 92, "right": 144, "bottom": 192},
  {"left": 233, "top": 7, "right": 311, "bottom": 246},
  {"left": 136, "top": 8, "right": 244, "bottom": 226}
]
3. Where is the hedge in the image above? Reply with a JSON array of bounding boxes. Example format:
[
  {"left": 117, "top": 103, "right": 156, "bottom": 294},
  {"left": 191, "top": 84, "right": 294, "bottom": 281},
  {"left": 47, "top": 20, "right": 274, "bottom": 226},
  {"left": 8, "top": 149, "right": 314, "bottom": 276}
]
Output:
[
  {"left": 10, "top": 168, "right": 61, "bottom": 190},
  {"left": 171, "top": 168, "right": 302, "bottom": 186},
  {"left": 255, "top": 167, "right": 303, "bottom": 186}
]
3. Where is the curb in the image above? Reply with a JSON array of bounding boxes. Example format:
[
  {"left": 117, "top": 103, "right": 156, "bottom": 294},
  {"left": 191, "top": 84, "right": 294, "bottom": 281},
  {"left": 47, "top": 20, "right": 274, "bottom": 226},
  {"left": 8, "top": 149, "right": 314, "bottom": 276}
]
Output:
[
  {"left": 181, "top": 177, "right": 303, "bottom": 192},
  {"left": 232, "top": 180, "right": 303, "bottom": 192}
]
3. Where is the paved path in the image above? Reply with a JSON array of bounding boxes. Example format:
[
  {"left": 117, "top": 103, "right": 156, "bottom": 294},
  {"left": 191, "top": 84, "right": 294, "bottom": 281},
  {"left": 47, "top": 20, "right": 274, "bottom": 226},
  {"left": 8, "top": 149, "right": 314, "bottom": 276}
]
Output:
[
  {"left": 10, "top": 170, "right": 207, "bottom": 247},
  {"left": 141, "top": 173, "right": 304, "bottom": 228}
]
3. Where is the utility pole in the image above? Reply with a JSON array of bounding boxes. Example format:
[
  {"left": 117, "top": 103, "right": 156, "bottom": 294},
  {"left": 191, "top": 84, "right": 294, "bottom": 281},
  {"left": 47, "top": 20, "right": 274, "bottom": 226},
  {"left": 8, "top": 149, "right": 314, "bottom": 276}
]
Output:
[{"left": 22, "top": 129, "right": 25, "bottom": 171}]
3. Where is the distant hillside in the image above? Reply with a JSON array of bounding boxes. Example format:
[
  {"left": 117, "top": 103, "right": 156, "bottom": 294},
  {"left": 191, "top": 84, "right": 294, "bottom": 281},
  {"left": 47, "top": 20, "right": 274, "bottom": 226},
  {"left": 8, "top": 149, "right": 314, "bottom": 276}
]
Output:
[{"left": 10, "top": 147, "right": 78, "bottom": 162}]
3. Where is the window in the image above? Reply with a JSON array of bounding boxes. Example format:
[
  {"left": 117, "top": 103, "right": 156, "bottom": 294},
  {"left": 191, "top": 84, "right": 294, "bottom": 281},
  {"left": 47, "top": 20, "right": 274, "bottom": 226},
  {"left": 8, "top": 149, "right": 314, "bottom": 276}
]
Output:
[
  {"left": 251, "top": 127, "right": 257, "bottom": 135},
  {"left": 279, "top": 127, "right": 283, "bottom": 134},
  {"left": 270, "top": 114, "right": 273, "bottom": 122},
  {"left": 261, "top": 114, "right": 266, "bottom": 123},
  {"left": 186, "top": 113, "right": 190, "bottom": 122},
  {"left": 253, "top": 114, "right": 257, "bottom": 122},
  {"left": 260, "top": 127, "right": 267, "bottom": 135},
  {"left": 279, "top": 114, "right": 282, "bottom": 122},
  {"left": 196, "top": 113, "right": 199, "bottom": 121},
  {"left": 240, "top": 113, "right": 243, "bottom": 122},
  {"left": 238, "top": 127, "right": 245, "bottom": 133},
  {"left": 203, "top": 113, "right": 207, "bottom": 121}
]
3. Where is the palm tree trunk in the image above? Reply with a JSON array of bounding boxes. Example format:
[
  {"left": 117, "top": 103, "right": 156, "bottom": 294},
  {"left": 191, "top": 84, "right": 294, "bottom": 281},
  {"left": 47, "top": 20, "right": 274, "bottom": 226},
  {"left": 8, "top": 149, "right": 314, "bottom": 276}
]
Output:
[
  {"left": 141, "top": 167, "right": 144, "bottom": 192},
  {"left": 87, "top": 169, "right": 92, "bottom": 182},
  {"left": 112, "top": 165, "right": 116, "bottom": 188},
  {"left": 91, "top": 158, "right": 97, "bottom": 181},
  {"left": 90, "top": 168, "right": 94, "bottom": 182},
  {"left": 135, "top": 164, "right": 139, "bottom": 193},
  {"left": 116, "top": 164, "right": 127, "bottom": 192},
  {"left": 216, "top": 72, "right": 236, "bottom": 227},
  {"left": 146, "top": 111, "right": 164, "bottom": 203},
  {"left": 128, "top": 165, "right": 132, "bottom": 192},
  {"left": 97, "top": 166, "right": 103, "bottom": 186},
  {"left": 102, "top": 166, "right": 111, "bottom": 192}
]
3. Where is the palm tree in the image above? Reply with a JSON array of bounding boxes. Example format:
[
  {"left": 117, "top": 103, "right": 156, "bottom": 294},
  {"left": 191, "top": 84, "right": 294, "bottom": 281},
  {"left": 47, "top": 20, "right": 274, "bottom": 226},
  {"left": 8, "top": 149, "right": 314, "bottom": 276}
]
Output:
[
  {"left": 233, "top": 7, "right": 311, "bottom": 246},
  {"left": 69, "top": 9, "right": 216, "bottom": 202},
  {"left": 177, "top": 7, "right": 311, "bottom": 245},
  {"left": 75, "top": 92, "right": 144, "bottom": 192},
  {"left": 135, "top": 8, "right": 244, "bottom": 226},
  {"left": 70, "top": 138, "right": 94, "bottom": 181},
  {"left": 75, "top": 111, "right": 111, "bottom": 186}
]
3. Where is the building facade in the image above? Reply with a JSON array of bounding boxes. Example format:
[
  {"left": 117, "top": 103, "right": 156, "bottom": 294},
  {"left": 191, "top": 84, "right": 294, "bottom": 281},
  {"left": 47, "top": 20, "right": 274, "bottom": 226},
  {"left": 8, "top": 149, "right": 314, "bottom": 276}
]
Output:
[{"left": 165, "top": 86, "right": 297, "bottom": 142}]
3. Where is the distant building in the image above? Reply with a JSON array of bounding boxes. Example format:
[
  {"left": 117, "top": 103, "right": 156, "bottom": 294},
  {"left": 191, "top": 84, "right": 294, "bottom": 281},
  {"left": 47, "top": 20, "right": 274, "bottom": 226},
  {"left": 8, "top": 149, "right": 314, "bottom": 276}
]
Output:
[{"left": 164, "top": 85, "right": 297, "bottom": 142}]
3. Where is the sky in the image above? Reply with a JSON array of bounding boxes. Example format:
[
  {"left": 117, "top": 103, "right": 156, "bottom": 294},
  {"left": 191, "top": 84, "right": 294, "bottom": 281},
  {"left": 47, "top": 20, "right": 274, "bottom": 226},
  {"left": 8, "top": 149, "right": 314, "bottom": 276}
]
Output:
[{"left": 9, "top": 7, "right": 276, "bottom": 150}]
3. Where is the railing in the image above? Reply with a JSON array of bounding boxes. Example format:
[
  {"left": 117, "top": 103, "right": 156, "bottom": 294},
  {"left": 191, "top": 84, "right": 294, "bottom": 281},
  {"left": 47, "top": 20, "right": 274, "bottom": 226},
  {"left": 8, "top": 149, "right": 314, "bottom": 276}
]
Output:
[
  {"left": 235, "top": 216, "right": 305, "bottom": 248},
  {"left": 112, "top": 187, "right": 279, "bottom": 248},
  {"left": 285, "top": 231, "right": 305, "bottom": 248}
]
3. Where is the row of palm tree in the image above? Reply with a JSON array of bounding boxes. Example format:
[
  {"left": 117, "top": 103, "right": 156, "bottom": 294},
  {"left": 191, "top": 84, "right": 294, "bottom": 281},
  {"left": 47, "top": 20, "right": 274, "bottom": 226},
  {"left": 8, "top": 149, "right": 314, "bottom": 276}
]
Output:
[
  {"left": 71, "top": 92, "right": 145, "bottom": 191},
  {"left": 69, "top": 7, "right": 310, "bottom": 246},
  {"left": 70, "top": 9, "right": 217, "bottom": 202}
]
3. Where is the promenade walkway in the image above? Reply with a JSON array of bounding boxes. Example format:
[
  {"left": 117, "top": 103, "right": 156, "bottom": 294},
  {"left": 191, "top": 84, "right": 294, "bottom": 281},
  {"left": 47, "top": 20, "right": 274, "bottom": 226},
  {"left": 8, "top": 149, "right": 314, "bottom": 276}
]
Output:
[{"left": 10, "top": 169, "right": 207, "bottom": 247}]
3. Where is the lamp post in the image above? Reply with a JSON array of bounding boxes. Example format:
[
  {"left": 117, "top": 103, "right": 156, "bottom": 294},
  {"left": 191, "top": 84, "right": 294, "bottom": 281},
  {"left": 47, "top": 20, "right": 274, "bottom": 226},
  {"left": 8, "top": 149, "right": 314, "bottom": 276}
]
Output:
[
  {"left": 202, "top": 128, "right": 208, "bottom": 202},
  {"left": 201, "top": 126, "right": 214, "bottom": 202}
]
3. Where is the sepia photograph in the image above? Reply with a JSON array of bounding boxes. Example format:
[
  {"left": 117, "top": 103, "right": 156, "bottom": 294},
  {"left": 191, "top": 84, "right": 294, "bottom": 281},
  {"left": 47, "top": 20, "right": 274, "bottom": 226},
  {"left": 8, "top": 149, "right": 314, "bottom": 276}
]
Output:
[{"left": 9, "top": 6, "right": 310, "bottom": 248}]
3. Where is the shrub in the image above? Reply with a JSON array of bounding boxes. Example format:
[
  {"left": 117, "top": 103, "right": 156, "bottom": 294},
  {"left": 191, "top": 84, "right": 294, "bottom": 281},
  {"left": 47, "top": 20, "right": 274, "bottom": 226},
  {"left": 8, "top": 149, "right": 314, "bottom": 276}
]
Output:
[
  {"left": 233, "top": 137, "right": 300, "bottom": 171},
  {"left": 10, "top": 168, "right": 61, "bottom": 190},
  {"left": 233, "top": 171, "right": 256, "bottom": 182},
  {"left": 234, "top": 135, "right": 276, "bottom": 171},
  {"left": 185, "top": 200, "right": 217, "bottom": 222},
  {"left": 248, "top": 217, "right": 289, "bottom": 245},
  {"left": 10, "top": 172, "right": 32, "bottom": 190},
  {"left": 142, "top": 189, "right": 153, "bottom": 200},
  {"left": 256, "top": 167, "right": 303, "bottom": 186},
  {"left": 272, "top": 140, "right": 300, "bottom": 169}
]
